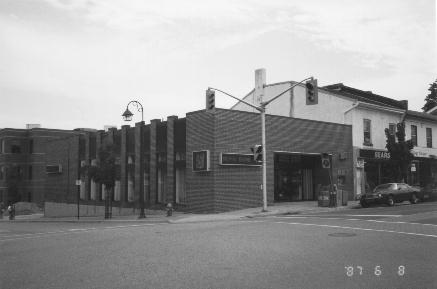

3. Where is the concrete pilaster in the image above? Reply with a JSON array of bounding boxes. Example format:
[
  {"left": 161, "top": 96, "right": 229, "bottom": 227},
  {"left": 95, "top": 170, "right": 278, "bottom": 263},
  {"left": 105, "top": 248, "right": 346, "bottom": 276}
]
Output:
[
  {"left": 166, "top": 116, "right": 178, "bottom": 203},
  {"left": 134, "top": 121, "right": 145, "bottom": 209},
  {"left": 149, "top": 119, "right": 160, "bottom": 205},
  {"left": 84, "top": 133, "right": 91, "bottom": 201},
  {"left": 96, "top": 131, "right": 103, "bottom": 201},
  {"left": 120, "top": 125, "right": 129, "bottom": 205}
]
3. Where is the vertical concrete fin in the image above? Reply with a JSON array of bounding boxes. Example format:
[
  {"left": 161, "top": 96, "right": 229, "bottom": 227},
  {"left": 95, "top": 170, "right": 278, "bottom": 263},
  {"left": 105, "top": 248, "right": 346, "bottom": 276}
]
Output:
[
  {"left": 134, "top": 121, "right": 145, "bottom": 209},
  {"left": 149, "top": 119, "right": 160, "bottom": 205},
  {"left": 120, "top": 125, "right": 129, "bottom": 204},
  {"left": 166, "top": 116, "right": 178, "bottom": 203}
]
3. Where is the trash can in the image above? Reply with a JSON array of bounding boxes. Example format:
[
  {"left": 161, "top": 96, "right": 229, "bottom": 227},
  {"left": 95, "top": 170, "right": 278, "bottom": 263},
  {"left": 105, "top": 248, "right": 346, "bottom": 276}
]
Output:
[
  {"left": 318, "top": 186, "right": 330, "bottom": 207},
  {"left": 342, "top": 190, "right": 348, "bottom": 206}
]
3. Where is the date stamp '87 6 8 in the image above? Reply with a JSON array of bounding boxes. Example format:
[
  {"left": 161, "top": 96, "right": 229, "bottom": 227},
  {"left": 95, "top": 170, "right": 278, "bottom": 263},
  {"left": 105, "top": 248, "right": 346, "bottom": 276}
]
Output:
[{"left": 345, "top": 266, "right": 406, "bottom": 277}]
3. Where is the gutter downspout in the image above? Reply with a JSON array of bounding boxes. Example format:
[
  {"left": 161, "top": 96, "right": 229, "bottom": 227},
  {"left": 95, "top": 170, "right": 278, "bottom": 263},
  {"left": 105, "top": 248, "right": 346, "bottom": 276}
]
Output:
[
  {"left": 400, "top": 111, "right": 407, "bottom": 123},
  {"left": 343, "top": 102, "right": 360, "bottom": 124}
]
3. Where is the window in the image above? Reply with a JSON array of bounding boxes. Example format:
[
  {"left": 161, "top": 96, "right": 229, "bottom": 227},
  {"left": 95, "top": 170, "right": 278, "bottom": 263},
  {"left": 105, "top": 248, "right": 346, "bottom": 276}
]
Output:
[
  {"left": 411, "top": 125, "right": 418, "bottom": 146},
  {"left": 29, "top": 139, "right": 33, "bottom": 154},
  {"left": 363, "top": 119, "right": 372, "bottom": 145},
  {"left": 175, "top": 167, "right": 186, "bottom": 204},
  {"left": 11, "top": 144, "right": 21, "bottom": 154},
  {"left": 0, "top": 139, "right": 3, "bottom": 154},
  {"left": 28, "top": 166, "right": 33, "bottom": 180},
  {"left": 426, "top": 128, "right": 432, "bottom": 148},
  {"left": 388, "top": 123, "right": 396, "bottom": 136},
  {"left": 46, "top": 165, "right": 62, "bottom": 174}
]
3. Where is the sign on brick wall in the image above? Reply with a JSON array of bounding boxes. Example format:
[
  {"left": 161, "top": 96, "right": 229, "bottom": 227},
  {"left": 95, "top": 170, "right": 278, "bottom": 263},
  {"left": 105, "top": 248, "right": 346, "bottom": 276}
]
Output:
[
  {"left": 192, "top": 150, "right": 210, "bottom": 172},
  {"left": 220, "top": 153, "right": 261, "bottom": 166}
]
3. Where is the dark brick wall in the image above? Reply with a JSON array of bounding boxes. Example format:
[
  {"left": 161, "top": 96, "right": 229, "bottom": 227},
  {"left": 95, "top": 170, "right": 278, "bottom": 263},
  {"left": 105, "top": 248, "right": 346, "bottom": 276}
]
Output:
[
  {"left": 186, "top": 109, "right": 353, "bottom": 213},
  {"left": 185, "top": 111, "right": 215, "bottom": 212},
  {"left": 214, "top": 109, "right": 263, "bottom": 211},
  {"left": 0, "top": 128, "right": 89, "bottom": 204},
  {"left": 44, "top": 135, "right": 81, "bottom": 203}
]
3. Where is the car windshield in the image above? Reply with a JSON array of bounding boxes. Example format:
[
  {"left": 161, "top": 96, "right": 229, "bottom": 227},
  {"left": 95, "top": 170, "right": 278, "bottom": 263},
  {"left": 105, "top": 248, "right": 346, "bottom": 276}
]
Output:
[{"left": 374, "top": 183, "right": 395, "bottom": 192}]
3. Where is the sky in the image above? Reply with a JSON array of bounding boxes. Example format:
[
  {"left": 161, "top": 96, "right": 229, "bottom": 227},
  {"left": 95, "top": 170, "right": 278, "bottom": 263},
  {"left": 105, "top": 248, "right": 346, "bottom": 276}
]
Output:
[{"left": 0, "top": 0, "right": 436, "bottom": 130}]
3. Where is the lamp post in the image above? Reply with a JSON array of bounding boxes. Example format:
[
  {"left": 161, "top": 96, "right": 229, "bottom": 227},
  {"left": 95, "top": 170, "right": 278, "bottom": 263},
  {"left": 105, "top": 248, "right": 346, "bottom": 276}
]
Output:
[
  {"left": 122, "top": 100, "right": 146, "bottom": 219},
  {"left": 208, "top": 76, "right": 312, "bottom": 212},
  {"left": 122, "top": 100, "right": 144, "bottom": 122}
]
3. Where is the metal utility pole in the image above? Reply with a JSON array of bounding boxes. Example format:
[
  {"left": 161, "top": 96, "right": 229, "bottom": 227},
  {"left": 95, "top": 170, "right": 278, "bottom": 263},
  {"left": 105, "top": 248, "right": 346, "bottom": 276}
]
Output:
[{"left": 208, "top": 73, "right": 313, "bottom": 212}]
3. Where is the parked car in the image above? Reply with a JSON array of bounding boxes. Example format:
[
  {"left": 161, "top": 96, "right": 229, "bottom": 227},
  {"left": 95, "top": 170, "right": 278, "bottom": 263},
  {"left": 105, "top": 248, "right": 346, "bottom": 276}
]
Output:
[
  {"left": 419, "top": 183, "right": 437, "bottom": 201},
  {"left": 360, "top": 183, "right": 422, "bottom": 207}
]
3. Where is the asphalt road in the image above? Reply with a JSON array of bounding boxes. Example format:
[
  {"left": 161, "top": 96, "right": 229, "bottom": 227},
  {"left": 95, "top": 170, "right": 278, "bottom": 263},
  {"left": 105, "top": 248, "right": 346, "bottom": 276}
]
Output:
[{"left": 1, "top": 202, "right": 436, "bottom": 289}]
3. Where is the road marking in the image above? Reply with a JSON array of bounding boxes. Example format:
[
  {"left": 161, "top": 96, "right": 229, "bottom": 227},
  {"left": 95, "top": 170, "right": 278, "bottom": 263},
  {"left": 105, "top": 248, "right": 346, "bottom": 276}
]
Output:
[
  {"left": 0, "top": 223, "right": 165, "bottom": 242},
  {"left": 343, "top": 214, "right": 402, "bottom": 217},
  {"left": 273, "top": 215, "right": 437, "bottom": 227},
  {"left": 285, "top": 214, "right": 402, "bottom": 218},
  {"left": 68, "top": 228, "right": 90, "bottom": 231},
  {"left": 274, "top": 221, "right": 437, "bottom": 238}
]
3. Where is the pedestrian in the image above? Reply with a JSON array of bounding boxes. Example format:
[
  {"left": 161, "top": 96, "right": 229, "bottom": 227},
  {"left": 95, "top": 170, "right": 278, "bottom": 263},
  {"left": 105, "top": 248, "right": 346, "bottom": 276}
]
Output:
[
  {"left": 8, "top": 204, "right": 13, "bottom": 220},
  {"left": 166, "top": 203, "right": 173, "bottom": 217},
  {"left": 0, "top": 202, "right": 4, "bottom": 219}
]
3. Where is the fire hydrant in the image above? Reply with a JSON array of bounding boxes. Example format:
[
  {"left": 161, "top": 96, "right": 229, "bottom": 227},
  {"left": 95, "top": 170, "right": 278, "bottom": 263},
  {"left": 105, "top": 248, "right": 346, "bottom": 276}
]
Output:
[{"left": 166, "top": 203, "right": 173, "bottom": 217}]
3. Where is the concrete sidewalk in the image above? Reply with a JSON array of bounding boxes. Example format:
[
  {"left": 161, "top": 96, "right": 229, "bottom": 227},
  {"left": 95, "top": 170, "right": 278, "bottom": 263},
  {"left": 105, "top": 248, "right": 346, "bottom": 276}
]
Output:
[
  {"left": 1, "top": 201, "right": 360, "bottom": 223},
  {"left": 169, "top": 201, "right": 361, "bottom": 224}
]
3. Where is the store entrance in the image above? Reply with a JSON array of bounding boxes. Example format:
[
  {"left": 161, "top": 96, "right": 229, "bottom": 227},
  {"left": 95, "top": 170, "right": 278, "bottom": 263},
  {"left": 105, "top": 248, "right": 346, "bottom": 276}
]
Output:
[{"left": 274, "top": 153, "right": 324, "bottom": 202}]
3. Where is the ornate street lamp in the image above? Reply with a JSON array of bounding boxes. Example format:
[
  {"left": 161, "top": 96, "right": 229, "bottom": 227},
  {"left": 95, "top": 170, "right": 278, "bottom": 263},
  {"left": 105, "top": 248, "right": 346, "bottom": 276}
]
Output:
[
  {"left": 122, "top": 100, "right": 144, "bottom": 122},
  {"left": 122, "top": 100, "right": 146, "bottom": 219}
]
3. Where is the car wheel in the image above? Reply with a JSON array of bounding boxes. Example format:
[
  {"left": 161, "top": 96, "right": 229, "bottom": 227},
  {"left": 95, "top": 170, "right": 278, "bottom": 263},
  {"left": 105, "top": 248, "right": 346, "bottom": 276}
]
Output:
[
  {"left": 410, "top": 193, "right": 419, "bottom": 204},
  {"left": 360, "top": 200, "right": 369, "bottom": 208},
  {"left": 387, "top": 196, "right": 395, "bottom": 206}
]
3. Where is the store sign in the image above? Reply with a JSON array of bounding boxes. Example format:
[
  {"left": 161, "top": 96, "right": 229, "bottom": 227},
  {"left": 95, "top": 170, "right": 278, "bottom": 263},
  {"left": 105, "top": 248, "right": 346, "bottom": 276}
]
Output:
[
  {"left": 220, "top": 153, "right": 261, "bottom": 166},
  {"left": 411, "top": 148, "right": 437, "bottom": 158},
  {"left": 46, "top": 164, "right": 62, "bottom": 174},
  {"left": 192, "top": 150, "right": 210, "bottom": 172},
  {"left": 359, "top": 149, "right": 390, "bottom": 160}
]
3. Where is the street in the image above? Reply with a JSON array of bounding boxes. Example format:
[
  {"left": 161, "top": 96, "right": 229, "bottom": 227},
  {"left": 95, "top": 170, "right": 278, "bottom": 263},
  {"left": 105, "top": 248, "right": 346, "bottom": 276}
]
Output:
[{"left": 1, "top": 202, "right": 436, "bottom": 289}]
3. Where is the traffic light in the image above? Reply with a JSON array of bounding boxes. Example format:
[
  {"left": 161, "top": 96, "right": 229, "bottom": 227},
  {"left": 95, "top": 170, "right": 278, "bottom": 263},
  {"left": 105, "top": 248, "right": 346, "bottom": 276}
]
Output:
[
  {"left": 206, "top": 89, "right": 215, "bottom": 111},
  {"left": 321, "top": 153, "right": 331, "bottom": 169},
  {"left": 251, "top": 145, "right": 263, "bottom": 162},
  {"left": 305, "top": 78, "right": 318, "bottom": 105}
]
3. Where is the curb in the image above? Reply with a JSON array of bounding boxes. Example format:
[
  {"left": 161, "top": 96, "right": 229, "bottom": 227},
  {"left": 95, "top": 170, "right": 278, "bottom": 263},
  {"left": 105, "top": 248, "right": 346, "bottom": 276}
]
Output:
[{"left": 1, "top": 204, "right": 361, "bottom": 224}]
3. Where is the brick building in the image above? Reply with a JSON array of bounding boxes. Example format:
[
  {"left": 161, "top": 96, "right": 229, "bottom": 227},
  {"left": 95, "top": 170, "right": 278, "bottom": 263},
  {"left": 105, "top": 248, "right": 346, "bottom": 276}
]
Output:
[
  {"left": 0, "top": 126, "right": 91, "bottom": 205},
  {"left": 2, "top": 108, "right": 353, "bottom": 214}
]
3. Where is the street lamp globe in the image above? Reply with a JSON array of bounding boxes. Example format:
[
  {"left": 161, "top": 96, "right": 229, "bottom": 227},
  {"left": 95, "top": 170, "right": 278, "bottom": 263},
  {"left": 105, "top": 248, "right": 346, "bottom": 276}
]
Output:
[{"left": 122, "top": 108, "right": 134, "bottom": 121}]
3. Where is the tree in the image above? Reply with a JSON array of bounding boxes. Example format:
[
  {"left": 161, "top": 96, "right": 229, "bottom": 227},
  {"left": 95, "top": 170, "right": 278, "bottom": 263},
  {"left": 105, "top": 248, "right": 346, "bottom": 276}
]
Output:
[
  {"left": 422, "top": 79, "right": 437, "bottom": 112},
  {"left": 83, "top": 144, "right": 120, "bottom": 219},
  {"left": 385, "top": 122, "right": 414, "bottom": 183}
]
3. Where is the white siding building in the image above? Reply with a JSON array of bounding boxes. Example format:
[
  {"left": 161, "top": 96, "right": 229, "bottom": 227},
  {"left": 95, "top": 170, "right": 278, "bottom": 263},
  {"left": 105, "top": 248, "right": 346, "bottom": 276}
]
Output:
[{"left": 231, "top": 69, "right": 424, "bottom": 199}]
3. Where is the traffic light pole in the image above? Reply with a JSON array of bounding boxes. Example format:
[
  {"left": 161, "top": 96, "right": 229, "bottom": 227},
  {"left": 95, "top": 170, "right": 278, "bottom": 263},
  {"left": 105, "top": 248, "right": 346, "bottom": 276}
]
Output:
[
  {"left": 260, "top": 106, "right": 267, "bottom": 211},
  {"left": 208, "top": 76, "right": 313, "bottom": 212}
]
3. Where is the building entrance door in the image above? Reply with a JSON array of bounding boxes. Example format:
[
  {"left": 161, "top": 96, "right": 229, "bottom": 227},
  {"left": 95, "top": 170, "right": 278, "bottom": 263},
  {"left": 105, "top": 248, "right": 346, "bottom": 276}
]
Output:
[{"left": 274, "top": 153, "right": 320, "bottom": 202}]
